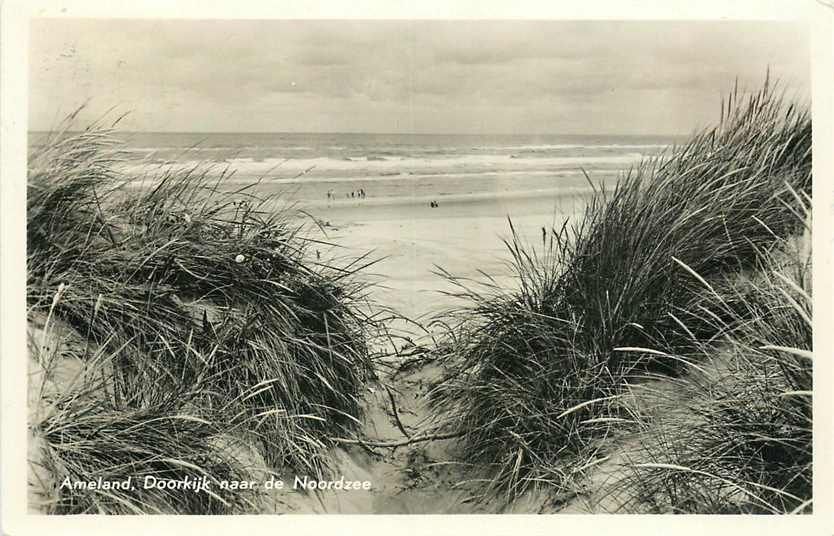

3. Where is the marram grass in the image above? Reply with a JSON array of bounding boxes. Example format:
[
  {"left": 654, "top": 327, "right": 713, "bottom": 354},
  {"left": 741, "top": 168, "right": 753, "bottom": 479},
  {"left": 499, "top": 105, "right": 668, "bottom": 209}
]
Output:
[
  {"left": 27, "top": 118, "right": 380, "bottom": 513},
  {"left": 429, "top": 82, "right": 811, "bottom": 504},
  {"left": 609, "top": 195, "right": 812, "bottom": 514}
]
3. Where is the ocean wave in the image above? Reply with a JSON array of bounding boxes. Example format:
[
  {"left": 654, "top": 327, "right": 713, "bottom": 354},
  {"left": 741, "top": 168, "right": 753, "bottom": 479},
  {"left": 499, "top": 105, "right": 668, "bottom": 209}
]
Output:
[
  {"left": 118, "top": 153, "right": 644, "bottom": 174},
  {"left": 114, "top": 153, "right": 644, "bottom": 188},
  {"left": 226, "top": 169, "right": 594, "bottom": 185}
]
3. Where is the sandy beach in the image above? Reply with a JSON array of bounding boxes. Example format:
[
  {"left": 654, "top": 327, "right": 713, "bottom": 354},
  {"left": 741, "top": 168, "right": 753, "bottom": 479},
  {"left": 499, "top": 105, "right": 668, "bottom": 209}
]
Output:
[{"left": 304, "top": 191, "right": 589, "bottom": 325}]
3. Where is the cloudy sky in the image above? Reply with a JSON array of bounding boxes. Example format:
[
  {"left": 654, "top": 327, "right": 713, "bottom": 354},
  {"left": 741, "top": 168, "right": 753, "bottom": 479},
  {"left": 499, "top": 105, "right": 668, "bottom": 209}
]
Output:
[{"left": 29, "top": 19, "right": 809, "bottom": 135}]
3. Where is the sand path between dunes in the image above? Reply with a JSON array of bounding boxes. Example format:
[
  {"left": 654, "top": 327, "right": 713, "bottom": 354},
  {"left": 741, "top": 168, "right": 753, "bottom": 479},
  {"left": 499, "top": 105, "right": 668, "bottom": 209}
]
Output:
[{"left": 268, "top": 194, "right": 582, "bottom": 513}]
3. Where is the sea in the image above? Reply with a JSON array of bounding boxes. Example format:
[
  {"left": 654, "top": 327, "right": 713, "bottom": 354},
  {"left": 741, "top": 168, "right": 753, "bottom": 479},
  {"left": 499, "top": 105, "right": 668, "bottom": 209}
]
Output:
[{"left": 30, "top": 131, "right": 682, "bottom": 209}]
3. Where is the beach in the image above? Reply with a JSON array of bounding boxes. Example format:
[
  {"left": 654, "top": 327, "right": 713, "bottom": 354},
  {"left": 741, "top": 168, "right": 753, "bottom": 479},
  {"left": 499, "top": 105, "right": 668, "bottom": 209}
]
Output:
[
  {"left": 309, "top": 191, "right": 588, "bottom": 324},
  {"left": 22, "top": 130, "right": 680, "bottom": 330},
  {"left": 75, "top": 131, "right": 672, "bottom": 325}
]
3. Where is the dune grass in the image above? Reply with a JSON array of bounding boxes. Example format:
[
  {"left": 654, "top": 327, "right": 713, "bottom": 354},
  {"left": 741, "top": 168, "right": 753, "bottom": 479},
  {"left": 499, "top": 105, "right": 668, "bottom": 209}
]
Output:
[
  {"left": 27, "top": 118, "right": 380, "bottom": 513},
  {"left": 429, "top": 82, "right": 811, "bottom": 503},
  {"left": 33, "top": 360, "right": 262, "bottom": 514},
  {"left": 610, "top": 198, "right": 812, "bottom": 514}
]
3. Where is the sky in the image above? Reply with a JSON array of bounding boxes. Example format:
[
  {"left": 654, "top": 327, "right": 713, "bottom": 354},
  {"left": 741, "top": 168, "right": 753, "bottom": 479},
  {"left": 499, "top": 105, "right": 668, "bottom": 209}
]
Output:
[{"left": 29, "top": 19, "right": 809, "bottom": 136}]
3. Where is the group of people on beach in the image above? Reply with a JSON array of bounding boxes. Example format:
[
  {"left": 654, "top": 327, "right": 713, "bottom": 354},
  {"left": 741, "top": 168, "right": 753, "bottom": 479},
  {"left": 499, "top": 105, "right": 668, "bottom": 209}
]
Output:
[{"left": 326, "top": 188, "right": 366, "bottom": 206}]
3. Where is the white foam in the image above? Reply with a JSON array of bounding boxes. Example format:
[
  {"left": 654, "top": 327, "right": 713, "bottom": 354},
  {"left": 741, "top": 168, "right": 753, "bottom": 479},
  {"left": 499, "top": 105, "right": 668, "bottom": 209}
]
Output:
[
  {"left": 118, "top": 153, "right": 645, "bottom": 178},
  {"left": 474, "top": 143, "right": 668, "bottom": 151}
]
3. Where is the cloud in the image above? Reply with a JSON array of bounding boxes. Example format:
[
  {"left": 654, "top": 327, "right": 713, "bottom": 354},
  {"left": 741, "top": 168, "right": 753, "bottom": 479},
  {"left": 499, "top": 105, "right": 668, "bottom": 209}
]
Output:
[{"left": 29, "top": 19, "right": 809, "bottom": 134}]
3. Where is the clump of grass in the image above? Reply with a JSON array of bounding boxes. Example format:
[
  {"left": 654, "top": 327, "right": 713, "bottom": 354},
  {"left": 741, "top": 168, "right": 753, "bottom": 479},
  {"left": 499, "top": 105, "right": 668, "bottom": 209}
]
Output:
[
  {"left": 430, "top": 81, "right": 811, "bottom": 502},
  {"left": 28, "top": 301, "right": 263, "bottom": 515},
  {"left": 611, "top": 196, "right": 812, "bottom": 514},
  {"left": 27, "top": 117, "right": 380, "bottom": 512},
  {"left": 37, "top": 392, "right": 262, "bottom": 515}
]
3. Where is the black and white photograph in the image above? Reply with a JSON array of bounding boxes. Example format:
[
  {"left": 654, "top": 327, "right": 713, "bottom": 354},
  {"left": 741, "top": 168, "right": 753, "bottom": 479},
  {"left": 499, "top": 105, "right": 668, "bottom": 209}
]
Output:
[{"left": 2, "top": 0, "right": 833, "bottom": 530}]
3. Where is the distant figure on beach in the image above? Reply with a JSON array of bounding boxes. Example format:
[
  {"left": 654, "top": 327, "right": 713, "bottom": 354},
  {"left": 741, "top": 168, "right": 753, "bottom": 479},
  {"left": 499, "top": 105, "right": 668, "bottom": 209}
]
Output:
[
  {"left": 542, "top": 226, "right": 546, "bottom": 244},
  {"left": 360, "top": 188, "right": 366, "bottom": 199},
  {"left": 351, "top": 191, "right": 355, "bottom": 199},
  {"left": 430, "top": 200, "right": 439, "bottom": 208},
  {"left": 316, "top": 250, "right": 321, "bottom": 260}
]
